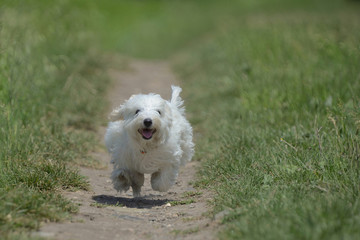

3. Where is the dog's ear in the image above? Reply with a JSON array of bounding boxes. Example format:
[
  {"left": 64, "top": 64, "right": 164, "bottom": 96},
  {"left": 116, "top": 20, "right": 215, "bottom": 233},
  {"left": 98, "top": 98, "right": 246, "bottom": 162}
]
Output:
[
  {"left": 109, "top": 95, "right": 137, "bottom": 121},
  {"left": 109, "top": 104, "right": 126, "bottom": 121}
]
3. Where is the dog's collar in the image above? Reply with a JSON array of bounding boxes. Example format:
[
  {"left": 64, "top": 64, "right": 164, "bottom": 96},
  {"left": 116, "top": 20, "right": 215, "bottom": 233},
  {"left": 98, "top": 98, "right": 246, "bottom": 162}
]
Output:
[{"left": 140, "top": 149, "right": 147, "bottom": 154}]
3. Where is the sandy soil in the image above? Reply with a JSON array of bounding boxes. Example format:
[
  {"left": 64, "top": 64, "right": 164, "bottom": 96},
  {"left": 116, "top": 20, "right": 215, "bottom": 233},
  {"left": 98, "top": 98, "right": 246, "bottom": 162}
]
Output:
[{"left": 35, "top": 59, "right": 218, "bottom": 240}]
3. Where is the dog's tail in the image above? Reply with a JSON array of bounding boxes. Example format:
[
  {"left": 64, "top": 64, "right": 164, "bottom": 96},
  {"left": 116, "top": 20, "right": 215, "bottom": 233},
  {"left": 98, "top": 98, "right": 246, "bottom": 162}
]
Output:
[{"left": 170, "top": 85, "right": 185, "bottom": 114}]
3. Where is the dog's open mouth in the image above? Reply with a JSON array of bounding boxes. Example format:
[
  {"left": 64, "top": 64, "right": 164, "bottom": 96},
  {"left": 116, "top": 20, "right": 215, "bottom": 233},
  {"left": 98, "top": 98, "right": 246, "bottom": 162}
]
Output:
[{"left": 138, "top": 128, "right": 157, "bottom": 140}]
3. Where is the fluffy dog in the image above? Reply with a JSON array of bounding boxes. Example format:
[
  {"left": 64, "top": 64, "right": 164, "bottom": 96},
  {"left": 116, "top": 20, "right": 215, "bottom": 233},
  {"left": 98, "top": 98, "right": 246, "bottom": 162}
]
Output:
[{"left": 105, "top": 86, "right": 194, "bottom": 197}]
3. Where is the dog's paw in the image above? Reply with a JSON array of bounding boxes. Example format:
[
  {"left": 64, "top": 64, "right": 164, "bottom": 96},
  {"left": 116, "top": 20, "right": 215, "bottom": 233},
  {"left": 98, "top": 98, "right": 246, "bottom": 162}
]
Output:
[
  {"left": 132, "top": 191, "right": 141, "bottom": 198},
  {"left": 151, "top": 171, "right": 174, "bottom": 192},
  {"left": 129, "top": 171, "right": 144, "bottom": 197},
  {"left": 111, "top": 169, "right": 131, "bottom": 192}
]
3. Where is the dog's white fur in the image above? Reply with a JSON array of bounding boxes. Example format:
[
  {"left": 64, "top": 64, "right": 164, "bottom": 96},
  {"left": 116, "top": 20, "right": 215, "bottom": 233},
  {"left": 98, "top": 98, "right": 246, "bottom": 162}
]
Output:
[{"left": 105, "top": 86, "right": 194, "bottom": 197}]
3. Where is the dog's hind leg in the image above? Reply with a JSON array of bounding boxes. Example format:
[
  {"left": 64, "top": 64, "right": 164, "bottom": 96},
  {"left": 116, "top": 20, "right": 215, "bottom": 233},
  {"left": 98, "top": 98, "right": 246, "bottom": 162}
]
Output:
[
  {"left": 151, "top": 167, "right": 178, "bottom": 192},
  {"left": 129, "top": 171, "right": 144, "bottom": 197}
]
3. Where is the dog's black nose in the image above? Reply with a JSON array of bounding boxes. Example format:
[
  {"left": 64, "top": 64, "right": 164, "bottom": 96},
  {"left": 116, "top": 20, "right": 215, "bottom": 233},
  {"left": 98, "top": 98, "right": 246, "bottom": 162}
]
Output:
[{"left": 143, "top": 118, "right": 152, "bottom": 127}]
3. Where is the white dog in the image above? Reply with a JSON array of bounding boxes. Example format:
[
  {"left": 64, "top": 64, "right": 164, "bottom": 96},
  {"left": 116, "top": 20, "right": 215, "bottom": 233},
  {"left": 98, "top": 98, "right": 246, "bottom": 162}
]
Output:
[{"left": 105, "top": 86, "right": 194, "bottom": 197}]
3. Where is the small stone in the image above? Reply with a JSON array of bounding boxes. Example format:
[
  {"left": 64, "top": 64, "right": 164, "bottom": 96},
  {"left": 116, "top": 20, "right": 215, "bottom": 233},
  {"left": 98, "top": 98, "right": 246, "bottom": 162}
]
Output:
[{"left": 165, "top": 203, "right": 171, "bottom": 207}]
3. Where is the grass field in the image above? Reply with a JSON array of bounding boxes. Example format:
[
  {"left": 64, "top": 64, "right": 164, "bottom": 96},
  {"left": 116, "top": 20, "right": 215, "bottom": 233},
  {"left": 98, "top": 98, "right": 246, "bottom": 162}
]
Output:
[
  {"left": 176, "top": 1, "right": 360, "bottom": 239},
  {"left": 0, "top": 1, "right": 108, "bottom": 238},
  {"left": 1, "top": 0, "right": 359, "bottom": 239}
]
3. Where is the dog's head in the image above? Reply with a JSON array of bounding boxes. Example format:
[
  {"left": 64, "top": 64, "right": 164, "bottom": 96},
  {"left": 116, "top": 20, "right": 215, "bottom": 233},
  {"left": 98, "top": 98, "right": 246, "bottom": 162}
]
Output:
[{"left": 110, "top": 93, "right": 172, "bottom": 145}]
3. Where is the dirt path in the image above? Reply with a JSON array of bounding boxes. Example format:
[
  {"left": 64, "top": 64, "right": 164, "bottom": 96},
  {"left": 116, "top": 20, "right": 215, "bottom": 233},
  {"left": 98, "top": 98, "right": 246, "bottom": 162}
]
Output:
[{"left": 35, "top": 59, "right": 217, "bottom": 240}]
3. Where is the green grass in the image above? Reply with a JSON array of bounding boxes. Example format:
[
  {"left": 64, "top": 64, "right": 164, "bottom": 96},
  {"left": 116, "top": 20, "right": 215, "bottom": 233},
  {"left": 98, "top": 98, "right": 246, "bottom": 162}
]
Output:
[
  {"left": 72, "top": 0, "right": 223, "bottom": 59},
  {"left": 169, "top": 199, "right": 196, "bottom": 206},
  {"left": 171, "top": 227, "right": 200, "bottom": 236},
  {"left": 182, "top": 191, "right": 203, "bottom": 198},
  {"left": 176, "top": 1, "right": 360, "bottom": 239},
  {"left": 0, "top": 0, "right": 108, "bottom": 237}
]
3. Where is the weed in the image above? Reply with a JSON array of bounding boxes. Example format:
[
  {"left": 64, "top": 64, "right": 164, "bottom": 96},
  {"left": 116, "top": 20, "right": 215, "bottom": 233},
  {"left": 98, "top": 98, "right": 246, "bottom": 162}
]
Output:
[
  {"left": 182, "top": 191, "right": 203, "bottom": 198},
  {"left": 171, "top": 227, "right": 200, "bottom": 236},
  {"left": 90, "top": 203, "right": 107, "bottom": 209},
  {"left": 182, "top": 216, "right": 202, "bottom": 223},
  {"left": 114, "top": 202, "right": 124, "bottom": 208},
  {"left": 169, "top": 199, "right": 196, "bottom": 206}
]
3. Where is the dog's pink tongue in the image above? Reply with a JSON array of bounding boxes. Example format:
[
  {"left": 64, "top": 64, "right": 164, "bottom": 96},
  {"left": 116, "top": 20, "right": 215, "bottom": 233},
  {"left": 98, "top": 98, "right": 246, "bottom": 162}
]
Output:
[{"left": 142, "top": 129, "right": 153, "bottom": 139}]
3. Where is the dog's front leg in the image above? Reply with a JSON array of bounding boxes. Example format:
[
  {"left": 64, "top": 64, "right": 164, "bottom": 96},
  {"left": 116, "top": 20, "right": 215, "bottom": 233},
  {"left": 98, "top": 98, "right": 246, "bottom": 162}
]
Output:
[
  {"left": 129, "top": 171, "right": 144, "bottom": 197},
  {"left": 111, "top": 168, "right": 131, "bottom": 193},
  {"left": 151, "top": 167, "right": 178, "bottom": 192}
]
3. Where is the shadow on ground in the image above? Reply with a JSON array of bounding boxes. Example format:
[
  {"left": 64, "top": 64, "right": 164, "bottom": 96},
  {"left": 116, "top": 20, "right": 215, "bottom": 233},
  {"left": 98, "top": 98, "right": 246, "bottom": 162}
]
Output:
[{"left": 93, "top": 195, "right": 170, "bottom": 209}]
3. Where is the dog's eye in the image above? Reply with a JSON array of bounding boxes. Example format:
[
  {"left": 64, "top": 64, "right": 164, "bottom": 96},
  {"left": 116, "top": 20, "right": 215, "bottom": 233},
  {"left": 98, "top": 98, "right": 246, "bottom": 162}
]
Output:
[
  {"left": 157, "top": 110, "right": 161, "bottom": 115},
  {"left": 135, "top": 109, "right": 140, "bottom": 115}
]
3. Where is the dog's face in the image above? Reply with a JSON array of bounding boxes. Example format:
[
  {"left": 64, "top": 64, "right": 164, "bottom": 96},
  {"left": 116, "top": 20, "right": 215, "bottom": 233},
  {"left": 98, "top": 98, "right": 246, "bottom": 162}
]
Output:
[{"left": 110, "top": 94, "right": 172, "bottom": 145}]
